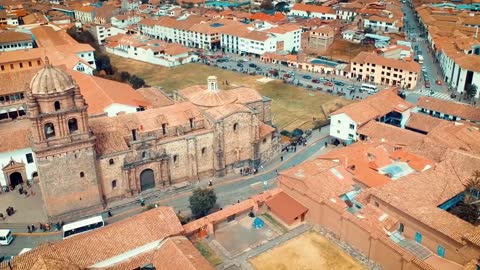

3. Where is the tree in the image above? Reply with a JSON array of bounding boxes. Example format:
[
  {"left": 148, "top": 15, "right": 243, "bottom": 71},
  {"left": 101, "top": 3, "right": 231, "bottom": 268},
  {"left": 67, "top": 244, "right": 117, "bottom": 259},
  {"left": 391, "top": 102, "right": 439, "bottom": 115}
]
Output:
[
  {"left": 449, "top": 202, "right": 479, "bottom": 224},
  {"left": 129, "top": 75, "right": 146, "bottom": 89},
  {"left": 465, "top": 84, "right": 477, "bottom": 101},
  {"left": 95, "top": 54, "right": 114, "bottom": 75},
  {"left": 259, "top": 0, "right": 273, "bottom": 10},
  {"left": 463, "top": 170, "right": 480, "bottom": 204},
  {"left": 364, "top": 27, "right": 374, "bottom": 34},
  {"left": 291, "top": 47, "right": 298, "bottom": 55},
  {"left": 120, "top": 71, "right": 131, "bottom": 82},
  {"left": 189, "top": 188, "right": 217, "bottom": 218}
]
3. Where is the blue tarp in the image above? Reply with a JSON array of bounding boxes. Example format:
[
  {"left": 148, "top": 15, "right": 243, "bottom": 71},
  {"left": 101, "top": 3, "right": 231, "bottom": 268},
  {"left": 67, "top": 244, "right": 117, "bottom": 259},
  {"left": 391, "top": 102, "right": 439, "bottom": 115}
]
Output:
[{"left": 252, "top": 217, "right": 265, "bottom": 229}]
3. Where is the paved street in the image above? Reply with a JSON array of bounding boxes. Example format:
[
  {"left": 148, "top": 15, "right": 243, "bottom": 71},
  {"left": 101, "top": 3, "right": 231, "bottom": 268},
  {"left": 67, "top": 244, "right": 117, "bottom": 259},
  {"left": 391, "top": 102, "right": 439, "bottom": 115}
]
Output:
[{"left": 1, "top": 128, "right": 333, "bottom": 256}]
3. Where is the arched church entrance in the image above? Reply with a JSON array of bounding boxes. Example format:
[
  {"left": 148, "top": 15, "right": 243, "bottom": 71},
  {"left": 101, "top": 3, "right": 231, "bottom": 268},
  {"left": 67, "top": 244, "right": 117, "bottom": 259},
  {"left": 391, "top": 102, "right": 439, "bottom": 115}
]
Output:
[
  {"left": 9, "top": 172, "right": 23, "bottom": 188},
  {"left": 140, "top": 169, "right": 155, "bottom": 191}
]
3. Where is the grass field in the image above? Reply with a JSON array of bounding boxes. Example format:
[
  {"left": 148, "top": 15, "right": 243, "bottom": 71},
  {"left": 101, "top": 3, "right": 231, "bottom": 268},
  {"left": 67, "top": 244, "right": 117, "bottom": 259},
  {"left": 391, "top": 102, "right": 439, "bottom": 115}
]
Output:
[
  {"left": 250, "top": 231, "right": 366, "bottom": 270},
  {"left": 109, "top": 54, "right": 353, "bottom": 130}
]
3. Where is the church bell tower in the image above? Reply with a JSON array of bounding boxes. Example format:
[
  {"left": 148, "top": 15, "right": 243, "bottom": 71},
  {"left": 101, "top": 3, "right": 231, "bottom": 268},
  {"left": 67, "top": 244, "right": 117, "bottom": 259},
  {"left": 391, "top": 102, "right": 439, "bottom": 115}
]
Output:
[{"left": 28, "top": 58, "right": 103, "bottom": 220}]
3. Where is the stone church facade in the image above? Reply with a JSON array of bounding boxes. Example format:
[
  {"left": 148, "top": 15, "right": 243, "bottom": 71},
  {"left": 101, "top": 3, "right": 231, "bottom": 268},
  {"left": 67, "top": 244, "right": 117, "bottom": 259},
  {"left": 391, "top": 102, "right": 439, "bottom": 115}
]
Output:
[{"left": 24, "top": 62, "right": 280, "bottom": 220}]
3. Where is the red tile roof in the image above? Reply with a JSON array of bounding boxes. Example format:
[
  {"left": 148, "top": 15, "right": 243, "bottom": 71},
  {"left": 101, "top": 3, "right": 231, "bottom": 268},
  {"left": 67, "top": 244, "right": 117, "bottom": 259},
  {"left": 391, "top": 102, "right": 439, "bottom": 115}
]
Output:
[
  {"left": 417, "top": 97, "right": 480, "bottom": 123},
  {"left": 266, "top": 191, "right": 308, "bottom": 223},
  {"left": 291, "top": 3, "right": 335, "bottom": 14}
]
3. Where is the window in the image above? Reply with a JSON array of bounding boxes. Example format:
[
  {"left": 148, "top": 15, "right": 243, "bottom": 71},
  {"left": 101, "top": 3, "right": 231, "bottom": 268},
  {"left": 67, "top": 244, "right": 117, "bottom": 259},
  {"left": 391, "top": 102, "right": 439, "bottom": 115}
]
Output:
[
  {"left": 68, "top": 118, "right": 78, "bottom": 133},
  {"left": 374, "top": 201, "right": 379, "bottom": 207},
  {"left": 10, "top": 64, "right": 14, "bottom": 70},
  {"left": 233, "top": 123, "right": 238, "bottom": 131},
  {"left": 173, "top": 154, "right": 178, "bottom": 163},
  {"left": 19, "top": 63, "right": 23, "bottom": 68},
  {"left": 189, "top": 118, "right": 194, "bottom": 129},
  {"left": 28, "top": 61, "right": 32, "bottom": 67},
  {"left": 263, "top": 138, "right": 267, "bottom": 143},
  {"left": 337, "top": 120, "right": 341, "bottom": 124},
  {"left": 142, "top": 152, "right": 146, "bottom": 159},
  {"left": 1, "top": 65, "right": 4, "bottom": 71},
  {"left": 26, "top": 153, "right": 34, "bottom": 164},
  {"left": 162, "top": 123, "right": 167, "bottom": 135},
  {"left": 80, "top": 172, "right": 85, "bottom": 178},
  {"left": 44, "top": 123, "right": 55, "bottom": 139},
  {"left": 414, "top": 232, "right": 422, "bottom": 243},
  {"left": 111, "top": 180, "right": 117, "bottom": 189},
  {"left": 349, "top": 124, "right": 355, "bottom": 129},
  {"left": 437, "top": 245, "right": 445, "bottom": 258},
  {"left": 109, "top": 158, "right": 114, "bottom": 165},
  {"left": 201, "top": 147, "right": 206, "bottom": 155},
  {"left": 348, "top": 134, "right": 354, "bottom": 139},
  {"left": 337, "top": 130, "right": 340, "bottom": 134},
  {"left": 54, "top": 101, "right": 61, "bottom": 111}
]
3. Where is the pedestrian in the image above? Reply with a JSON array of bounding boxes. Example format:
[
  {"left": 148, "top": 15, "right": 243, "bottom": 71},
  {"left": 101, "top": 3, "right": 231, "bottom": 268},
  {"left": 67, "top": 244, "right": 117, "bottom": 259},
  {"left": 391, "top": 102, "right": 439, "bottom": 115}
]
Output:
[
  {"left": 0, "top": 213, "right": 4, "bottom": 220},
  {"left": 27, "top": 225, "right": 31, "bottom": 233},
  {"left": 107, "top": 209, "right": 113, "bottom": 217},
  {"left": 31, "top": 224, "right": 36, "bottom": 231},
  {"left": 280, "top": 156, "right": 283, "bottom": 162},
  {"left": 209, "top": 180, "right": 213, "bottom": 187},
  {"left": 324, "top": 141, "right": 328, "bottom": 148}
]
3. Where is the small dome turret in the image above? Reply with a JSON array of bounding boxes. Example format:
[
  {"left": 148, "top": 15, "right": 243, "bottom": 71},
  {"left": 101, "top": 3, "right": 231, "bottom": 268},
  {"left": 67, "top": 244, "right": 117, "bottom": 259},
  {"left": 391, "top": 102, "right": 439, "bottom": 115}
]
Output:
[{"left": 30, "top": 57, "right": 75, "bottom": 95}]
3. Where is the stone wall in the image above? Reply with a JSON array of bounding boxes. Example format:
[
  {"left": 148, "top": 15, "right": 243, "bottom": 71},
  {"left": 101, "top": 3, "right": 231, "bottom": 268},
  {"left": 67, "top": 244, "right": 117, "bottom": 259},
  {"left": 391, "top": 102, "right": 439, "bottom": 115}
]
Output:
[{"left": 37, "top": 146, "right": 103, "bottom": 218}]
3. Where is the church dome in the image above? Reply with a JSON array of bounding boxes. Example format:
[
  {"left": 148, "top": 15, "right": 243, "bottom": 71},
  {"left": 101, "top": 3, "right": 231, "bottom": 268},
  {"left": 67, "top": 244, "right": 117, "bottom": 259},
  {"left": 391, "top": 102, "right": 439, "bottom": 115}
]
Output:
[
  {"left": 182, "top": 76, "right": 237, "bottom": 107},
  {"left": 30, "top": 58, "right": 75, "bottom": 95}
]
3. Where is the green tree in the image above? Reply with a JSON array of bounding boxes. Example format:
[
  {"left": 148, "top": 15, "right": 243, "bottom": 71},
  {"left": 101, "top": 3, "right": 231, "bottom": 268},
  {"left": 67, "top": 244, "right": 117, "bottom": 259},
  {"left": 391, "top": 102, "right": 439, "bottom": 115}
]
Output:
[
  {"left": 291, "top": 47, "right": 298, "bottom": 55},
  {"left": 95, "top": 54, "right": 114, "bottom": 75},
  {"left": 465, "top": 84, "right": 478, "bottom": 101},
  {"left": 129, "top": 75, "right": 146, "bottom": 89},
  {"left": 259, "top": 0, "right": 273, "bottom": 10},
  {"left": 120, "top": 71, "right": 131, "bottom": 82},
  {"left": 189, "top": 188, "right": 217, "bottom": 218}
]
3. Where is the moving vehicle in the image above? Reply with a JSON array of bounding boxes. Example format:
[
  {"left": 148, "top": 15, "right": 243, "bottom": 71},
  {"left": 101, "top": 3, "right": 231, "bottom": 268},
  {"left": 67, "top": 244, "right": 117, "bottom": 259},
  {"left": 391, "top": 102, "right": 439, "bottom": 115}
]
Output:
[
  {"left": 0, "top": 229, "right": 14, "bottom": 245},
  {"left": 63, "top": 215, "right": 104, "bottom": 239},
  {"left": 425, "top": 81, "right": 430, "bottom": 88},
  {"left": 236, "top": 63, "right": 243, "bottom": 67},
  {"left": 324, "top": 81, "right": 333, "bottom": 86},
  {"left": 334, "top": 81, "right": 345, "bottom": 86},
  {"left": 311, "top": 79, "right": 320, "bottom": 83},
  {"left": 418, "top": 55, "right": 424, "bottom": 64},
  {"left": 361, "top": 83, "right": 378, "bottom": 94},
  {"left": 248, "top": 63, "right": 257, "bottom": 68},
  {"left": 302, "top": 75, "right": 312, "bottom": 79}
]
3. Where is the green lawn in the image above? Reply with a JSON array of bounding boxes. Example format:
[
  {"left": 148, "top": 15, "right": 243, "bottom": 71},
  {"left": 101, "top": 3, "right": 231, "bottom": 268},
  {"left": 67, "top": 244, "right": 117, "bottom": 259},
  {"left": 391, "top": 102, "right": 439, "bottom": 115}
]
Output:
[{"left": 109, "top": 54, "right": 353, "bottom": 130}]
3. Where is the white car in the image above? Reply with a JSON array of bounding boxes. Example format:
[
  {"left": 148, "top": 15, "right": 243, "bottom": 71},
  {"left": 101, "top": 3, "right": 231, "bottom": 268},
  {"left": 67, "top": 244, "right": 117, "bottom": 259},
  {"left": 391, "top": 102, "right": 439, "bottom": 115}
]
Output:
[{"left": 0, "top": 229, "right": 14, "bottom": 246}]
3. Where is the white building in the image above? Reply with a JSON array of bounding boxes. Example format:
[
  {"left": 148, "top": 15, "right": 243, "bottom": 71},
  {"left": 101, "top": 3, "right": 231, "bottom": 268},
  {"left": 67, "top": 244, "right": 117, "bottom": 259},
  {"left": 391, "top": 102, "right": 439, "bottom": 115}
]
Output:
[
  {"left": 266, "top": 23, "right": 302, "bottom": 53},
  {"left": 0, "top": 31, "right": 33, "bottom": 52},
  {"left": 329, "top": 89, "right": 414, "bottom": 142},
  {"left": 74, "top": 5, "right": 96, "bottom": 23},
  {"left": 0, "top": 124, "right": 37, "bottom": 187},
  {"left": 105, "top": 34, "right": 197, "bottom": 67},
  {"left": 111, "top": 14, "right": 142, "bottom": 29},
  {"left": 363, "top": 15, "right": 402, "bottom": 33},
  {"left": 89, "top": 24, "right": 127, "bottom": 45},
  {"left": 289, "top": 4, "right": 336, "bottom": 20}
]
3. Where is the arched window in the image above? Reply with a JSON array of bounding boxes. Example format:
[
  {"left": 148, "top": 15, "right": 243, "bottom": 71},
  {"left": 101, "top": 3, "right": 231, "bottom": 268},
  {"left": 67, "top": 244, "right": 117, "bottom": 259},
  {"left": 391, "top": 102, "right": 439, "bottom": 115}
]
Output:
[
  {"left": 111, "top": 180, "right": 117, "bottom": 189},
  {"left": 109, "top": 158, "right": 114, "bottom": 165},
  {"left": 173, "top": 154, "right": 178, "bottom": 163},
  {"left": 54, "top": 101, "right": 61, "bottom": 111},
  {"left": 80, "top": 172, "right": 85, "bottom": 178},
  {"left": 68, "top": 118, "right": 78, "bottom": 133},
  {"left": 201, "top": 147, "right": 206, "bottom": 155},
  {"left": 142, "top": 152, "right": 146, "bottom": 159},
  {"left": 233, "top": 123, "right": 238, "bottom": 132},
  {"left": 44, "top": 123, "right": 55, "bottom": 139}
]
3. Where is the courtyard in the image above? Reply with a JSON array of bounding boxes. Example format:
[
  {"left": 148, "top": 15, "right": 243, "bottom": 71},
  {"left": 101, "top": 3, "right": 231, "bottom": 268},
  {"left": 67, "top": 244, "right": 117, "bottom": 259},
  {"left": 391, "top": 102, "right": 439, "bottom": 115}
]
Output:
[
  {"left": 213, "top": 216, "right": 278, "bottom": 257},
  {"left": 108, "top": 55, "right": 352, "bottom": 131},
  {"left": 0, "top": 183, "right": 47, "bottom": 224},
  {"left": 249, "top": 231, "right": 366, "bottom": 270}
]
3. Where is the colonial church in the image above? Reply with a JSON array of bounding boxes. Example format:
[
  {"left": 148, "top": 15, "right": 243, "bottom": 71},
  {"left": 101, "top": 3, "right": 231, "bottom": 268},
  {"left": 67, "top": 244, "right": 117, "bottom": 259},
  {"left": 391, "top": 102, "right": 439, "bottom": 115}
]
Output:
[{"left": 0, "top": 60, "right": 280, "bottom": 220}]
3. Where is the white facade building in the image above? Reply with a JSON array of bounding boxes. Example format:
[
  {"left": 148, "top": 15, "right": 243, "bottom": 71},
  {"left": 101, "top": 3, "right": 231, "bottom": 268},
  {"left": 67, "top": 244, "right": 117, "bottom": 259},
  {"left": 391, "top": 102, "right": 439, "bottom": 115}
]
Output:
[
  {"left": 330, "top": 113, "right": 358, "bottom": 141},
  {"left": 89, "top": 24, "right": 127, "bottom": 45},
  {"left": 0, "top": 148, "right": 37, "bottom": 187},
  {"left": 289, "top": 4, "right": 336, "bottom": 20},
  {"left": 0, "top": 32, "right": 33, "bottom": 52}
]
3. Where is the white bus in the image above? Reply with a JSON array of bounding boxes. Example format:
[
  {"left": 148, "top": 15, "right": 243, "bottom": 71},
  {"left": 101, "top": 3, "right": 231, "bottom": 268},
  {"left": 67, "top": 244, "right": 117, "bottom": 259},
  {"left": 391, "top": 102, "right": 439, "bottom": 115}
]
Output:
[
  {"left": 63, "top": 215, "right": 104, "bottom": 239},
  {"left": 361, "top": 83, "right": 378, "bottom": 94},
  {"left": 0, "top": 229, "right": 14, "bottom": 245}
]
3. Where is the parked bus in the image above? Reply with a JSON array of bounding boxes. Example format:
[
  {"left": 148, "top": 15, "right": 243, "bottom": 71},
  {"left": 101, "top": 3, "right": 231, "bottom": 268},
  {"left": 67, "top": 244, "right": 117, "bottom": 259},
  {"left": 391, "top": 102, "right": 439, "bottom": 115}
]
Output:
[
  {"left": 63, "top": 215, "right": 104, "bottom": 239},
  {"left": 0, "top": 229, "right": 14, "bottom": 246},
  {"left": 361, "top": 83, "right": 378, "bottom": 94}
]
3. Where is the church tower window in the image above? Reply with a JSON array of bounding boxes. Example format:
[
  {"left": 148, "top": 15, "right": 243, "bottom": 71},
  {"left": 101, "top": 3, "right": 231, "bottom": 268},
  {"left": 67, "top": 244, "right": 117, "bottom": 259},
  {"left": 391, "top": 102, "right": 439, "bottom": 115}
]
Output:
[
  {"left": 44, "top": 123, "right": 55, "bottom": 139},
  {"left": 54, "top": 101, "right": 61, "bottom": 111},
  {"left": 68, "top": 118, "right": 78, "bottom": 133},
  {"left": 233, "top": 123, "right": 239, "bottom": 132}
]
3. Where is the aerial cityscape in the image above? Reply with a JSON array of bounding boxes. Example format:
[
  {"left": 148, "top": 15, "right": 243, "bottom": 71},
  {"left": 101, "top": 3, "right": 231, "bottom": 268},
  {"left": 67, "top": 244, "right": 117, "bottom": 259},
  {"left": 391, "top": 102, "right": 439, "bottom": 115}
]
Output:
[{"left": 0, "top": 0, "right": 479, "bottom": 268}]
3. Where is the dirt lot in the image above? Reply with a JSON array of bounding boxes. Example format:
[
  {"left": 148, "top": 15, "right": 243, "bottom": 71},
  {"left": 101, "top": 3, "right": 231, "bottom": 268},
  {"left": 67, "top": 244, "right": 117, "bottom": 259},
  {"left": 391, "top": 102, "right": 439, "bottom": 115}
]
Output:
[
  {"left": 317, "top": 39, "right": 375, "bottom": 62},
  {"left": 109, "top": 55, "right": 353, "bottom": 131},
  {"left": 250, "top": 231, "right": 366, "bottom": 270}
]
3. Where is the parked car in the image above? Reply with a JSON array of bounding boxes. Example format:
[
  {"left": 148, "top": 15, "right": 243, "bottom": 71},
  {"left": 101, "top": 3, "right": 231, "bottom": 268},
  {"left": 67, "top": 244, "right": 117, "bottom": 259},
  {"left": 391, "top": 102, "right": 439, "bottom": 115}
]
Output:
[
  {"left": 255, "top": 67, "right": 262, "bottom": 71},
  {"left": 283, "top": 73, "right": 291, "bottom": 78},
  {"left": 249, "top": 63, "right": 257, "bottom": 68},
  {"left": 316, "top": 87, "right": 323, "bottom": 91},
  {"left": 306, "top": 85, "right": 313, "bottom": 89},
  {"left": 237, "top": 63, "right": 243, "bottom": 67},
  {"left": 221, "top": 66, "right": 227, "bottom": 69},
  {"left": 319, "top": 78, "right": 327, "bottom": 82},
  {"left": 425, "top": 81, "right": 431, "bottom": 88},
  {"left": 311, "top": 79, "right": 320, "bottom": 83},
  {"left": 232, "top": 68, "right": 238, "bottom": 72},
  {"left": 324, "top": 82, "right": 333, "bottom": 86},
  {"left": 334, "top": 81, "right": 345, "bottom": 86},
  {"left": 436, "top": 80, "right": 442, "bottom": 85},
  {"left": 302, "top": 75, "right": 312, "bottom": 80}
]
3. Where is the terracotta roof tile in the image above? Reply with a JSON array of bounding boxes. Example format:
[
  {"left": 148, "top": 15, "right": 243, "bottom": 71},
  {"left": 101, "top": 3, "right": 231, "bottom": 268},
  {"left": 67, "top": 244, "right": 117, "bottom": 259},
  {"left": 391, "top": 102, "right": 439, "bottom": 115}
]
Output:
[
  {"left": 0, "top": 120, "right": 31, "bottom": 153},
  {"left": 0, "top": 31, "right": 32, "bottom": 43},
  {"left": 291, "top": 3, "right": 335, "bottom": 14},
  {"left": 417, "top": 97, "right": 480, "bottom": 123},
  {"left": 0, "top": 68, "right": 40, "bottom": 96},
  {"left": 265, "top": 191, "right": 308, "bottom": 223},
  {"left": 405, "top": 112, "right": 450, "bottom": 133},
  {"left": 136, "top": 87, "right": 174, "bottom": 108},
  {"left": 331, "top": 88, "right": 414, "bottom": 126},
  {"left": 357, "top": 121, "right": 425, "bottom": 147}
]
